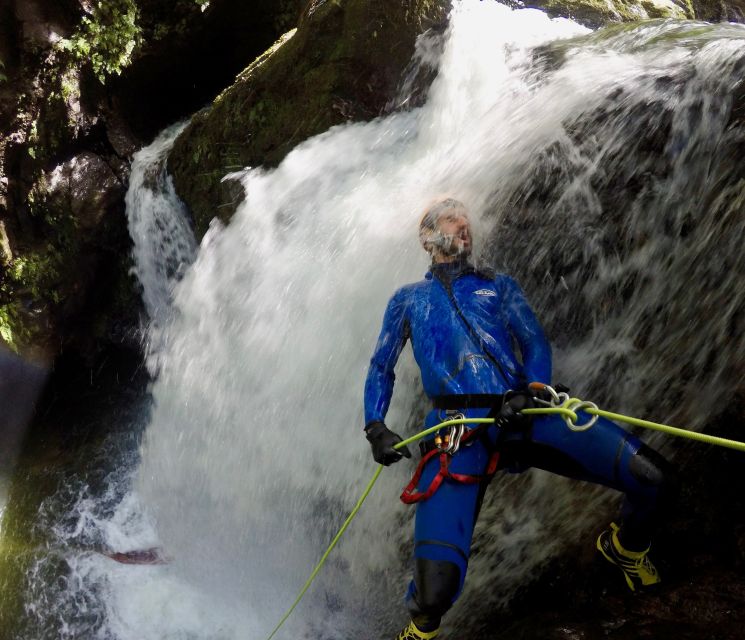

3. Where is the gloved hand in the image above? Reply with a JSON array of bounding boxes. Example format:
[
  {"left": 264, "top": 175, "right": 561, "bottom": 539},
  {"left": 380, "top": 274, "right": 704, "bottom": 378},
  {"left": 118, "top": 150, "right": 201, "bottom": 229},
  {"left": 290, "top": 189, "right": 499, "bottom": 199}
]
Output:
[
  {"left": 498, "top": 390, "right": 535, "bottom": 428},
  {"left": 365, "top": 421, "right": 412, "bottom": 466}
]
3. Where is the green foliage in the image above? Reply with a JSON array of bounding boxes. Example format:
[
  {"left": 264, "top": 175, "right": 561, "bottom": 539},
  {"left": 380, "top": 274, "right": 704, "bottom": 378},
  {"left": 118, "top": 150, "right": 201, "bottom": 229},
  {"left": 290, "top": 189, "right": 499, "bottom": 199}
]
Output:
[
  {"left": 10, "top": 252, "right": 63, "bottom": 302},
  {"left": 195, "top": 0, "right": 210, "bottom": 9},
  {"left": 58, "top": 0, "right": 142, "bottom": 83},
  {"left": 0, "top": 247, "right": 65, "bottom": 351},
  {"left": 0, "top": 305, "right": 17, "bottom": 347},
  {"left": 60, "top": 71, "right": 79, "bottom": 103},
  {"left": 0, "top": 58, "right": 6, "bottom": 84}
]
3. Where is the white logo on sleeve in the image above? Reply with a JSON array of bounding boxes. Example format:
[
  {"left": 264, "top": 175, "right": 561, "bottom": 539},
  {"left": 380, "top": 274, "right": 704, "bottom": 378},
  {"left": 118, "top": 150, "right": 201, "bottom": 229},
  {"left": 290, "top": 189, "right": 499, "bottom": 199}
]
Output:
[{"left": 474, "top": 289, "right": 496, "bottom": 296}]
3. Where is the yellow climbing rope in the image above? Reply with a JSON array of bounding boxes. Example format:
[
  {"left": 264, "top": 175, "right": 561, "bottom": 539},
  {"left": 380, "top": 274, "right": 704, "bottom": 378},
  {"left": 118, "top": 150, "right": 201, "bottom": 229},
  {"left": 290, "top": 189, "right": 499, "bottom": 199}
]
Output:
[
  {"left": 265, "top": 395, "right": 745, "bottom": 640},
  {"left": 523, "top": 395, "right": 745, "bottom": 453}
]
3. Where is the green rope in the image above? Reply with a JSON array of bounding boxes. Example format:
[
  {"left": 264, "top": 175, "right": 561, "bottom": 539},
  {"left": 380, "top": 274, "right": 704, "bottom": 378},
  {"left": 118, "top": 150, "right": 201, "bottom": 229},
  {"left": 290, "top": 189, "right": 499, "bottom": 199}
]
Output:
[
  {"left": 590, "top": 407, "right": 745, "bottom": 452},
  {"left": 266, "top": 402, "right": 745, "bottom": 640},
  {"left": 523, "top": 400, "right": 745, "bottom": 453}
]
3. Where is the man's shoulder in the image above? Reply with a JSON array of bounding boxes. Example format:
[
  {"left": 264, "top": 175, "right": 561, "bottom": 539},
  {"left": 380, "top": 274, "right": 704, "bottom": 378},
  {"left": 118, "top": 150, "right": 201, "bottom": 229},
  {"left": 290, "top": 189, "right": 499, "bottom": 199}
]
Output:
[{"left": 391, "top": 278, "right": 431, "bottom": 300}]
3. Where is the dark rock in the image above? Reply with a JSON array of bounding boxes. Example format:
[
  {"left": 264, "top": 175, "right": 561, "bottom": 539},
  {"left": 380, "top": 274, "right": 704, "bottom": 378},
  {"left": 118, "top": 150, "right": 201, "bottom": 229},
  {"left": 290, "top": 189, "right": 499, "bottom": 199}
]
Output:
[
  {"left": 33, "top": 151, "right": 124, "bottom": 231},
  {"left": 107, "top": 0, "right": 308, "bottom": 141}
]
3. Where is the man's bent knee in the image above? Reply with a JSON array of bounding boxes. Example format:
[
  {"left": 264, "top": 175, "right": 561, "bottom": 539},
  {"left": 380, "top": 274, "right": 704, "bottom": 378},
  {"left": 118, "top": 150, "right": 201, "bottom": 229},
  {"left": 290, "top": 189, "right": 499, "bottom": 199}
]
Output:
[
  {"left": 407, "top": 558, "right": 462, "bottom": 622},
  {"left": 629, "top": 444, "right": 679, "bottom": 504}
]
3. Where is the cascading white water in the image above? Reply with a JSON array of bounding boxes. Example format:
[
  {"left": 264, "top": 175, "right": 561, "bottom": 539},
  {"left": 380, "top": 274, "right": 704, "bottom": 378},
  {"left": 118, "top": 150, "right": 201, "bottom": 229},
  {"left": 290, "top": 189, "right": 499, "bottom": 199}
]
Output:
[
  {"left": 125, "top": 123, "right": 198, "bottom": 371},
  {"left": 18, "top": 2, "right": 745, "bottom": 639}
]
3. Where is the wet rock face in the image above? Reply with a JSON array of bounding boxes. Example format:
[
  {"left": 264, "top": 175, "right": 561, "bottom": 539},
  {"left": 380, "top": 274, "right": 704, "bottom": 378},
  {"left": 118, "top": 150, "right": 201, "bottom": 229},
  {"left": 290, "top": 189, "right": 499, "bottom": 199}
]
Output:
[
  {"left": 477, "top": 398, "right": 745, "bottom": 640},
  {"left": 108, "top": 0, "right": 308, "bottom": 141},
  {"left": 35, "top": 152, "right": 124, "bottom": 231},
  {"left": 167, "top": 0, "right": 452, "bottom": 238},
  {"left": 692, "top": 0, "right": 745, "bottom": 20}
]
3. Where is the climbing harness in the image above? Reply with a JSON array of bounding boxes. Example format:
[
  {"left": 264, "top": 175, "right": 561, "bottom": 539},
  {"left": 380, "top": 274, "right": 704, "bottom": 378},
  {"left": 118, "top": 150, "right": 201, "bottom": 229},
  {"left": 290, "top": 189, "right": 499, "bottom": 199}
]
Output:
[
  {"left": 400, "top": 416, "right": 500, "bottom": 504},
  {"left": 264, "top": 391, "right": 745, "bottom": 640}
]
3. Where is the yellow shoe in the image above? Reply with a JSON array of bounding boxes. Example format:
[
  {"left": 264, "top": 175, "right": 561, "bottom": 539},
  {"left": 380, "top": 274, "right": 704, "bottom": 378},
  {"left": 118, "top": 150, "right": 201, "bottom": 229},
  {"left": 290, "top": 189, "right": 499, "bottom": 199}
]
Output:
[
  {"left": 596, "top": 522, "right": 661, "bottom": 591},
  {"left": 395, "top": 620, "right": 440, "bottom": 640}
]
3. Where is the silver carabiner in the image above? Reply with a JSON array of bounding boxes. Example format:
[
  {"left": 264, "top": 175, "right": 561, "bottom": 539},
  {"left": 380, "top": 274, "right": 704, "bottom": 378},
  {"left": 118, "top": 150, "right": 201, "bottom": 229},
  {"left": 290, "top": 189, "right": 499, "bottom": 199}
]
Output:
[
  {"left": 436, "top": 412, "right": 466, "bottom": 454},
  {"left": 532, "top": 384, "right": 570, "bottom": 408}
]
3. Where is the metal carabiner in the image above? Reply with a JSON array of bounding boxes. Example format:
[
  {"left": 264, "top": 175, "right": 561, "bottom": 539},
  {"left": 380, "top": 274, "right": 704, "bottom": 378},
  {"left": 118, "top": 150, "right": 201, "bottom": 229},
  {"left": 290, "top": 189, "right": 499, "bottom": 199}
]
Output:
[
  {"left": 435, "top": 412, "right": 466, "bottom": 454},
  {"left": 530, "top": 383, "right": 570, "bottom": 408}
]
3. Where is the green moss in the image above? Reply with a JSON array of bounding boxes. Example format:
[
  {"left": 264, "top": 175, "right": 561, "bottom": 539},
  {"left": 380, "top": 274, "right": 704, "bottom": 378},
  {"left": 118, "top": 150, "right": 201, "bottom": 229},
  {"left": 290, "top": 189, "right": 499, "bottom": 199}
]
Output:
[
  {"left": 10, "top": 252, "right": 63, "bottom": 302},
  {"left": 534, "top": 0, "right": 641, "bottom": 26},
  {"left": 0, "top": 304, "right": 22, "bottom": 349},
  {"left": 0, "top": 248, "right": 65, "bottom": 352},
  {"left": 530, "top": 0, "right": 692, "bottom": 25},
  {"left": 59, "top": 70, "right": 79, "bottom": 104},
  {"left": 57, "top": 0, "right": 142, "bottom": 83},
  {"left": 0, "top": 180, "right": 78, "bottom": 352}
]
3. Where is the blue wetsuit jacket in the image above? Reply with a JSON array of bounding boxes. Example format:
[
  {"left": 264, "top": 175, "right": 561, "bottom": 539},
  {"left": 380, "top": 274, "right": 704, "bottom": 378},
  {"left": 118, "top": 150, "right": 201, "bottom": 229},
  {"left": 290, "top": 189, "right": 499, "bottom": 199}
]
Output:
[{"left": 364, "top": 261, "right": 551, "bottom": 424}]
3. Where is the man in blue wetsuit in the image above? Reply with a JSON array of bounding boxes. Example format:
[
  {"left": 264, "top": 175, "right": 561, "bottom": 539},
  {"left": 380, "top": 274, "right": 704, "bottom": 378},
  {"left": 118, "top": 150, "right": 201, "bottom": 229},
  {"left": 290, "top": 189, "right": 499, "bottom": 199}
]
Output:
[{"left": 363, "top": 198, "right": 675, "bottom": 640}]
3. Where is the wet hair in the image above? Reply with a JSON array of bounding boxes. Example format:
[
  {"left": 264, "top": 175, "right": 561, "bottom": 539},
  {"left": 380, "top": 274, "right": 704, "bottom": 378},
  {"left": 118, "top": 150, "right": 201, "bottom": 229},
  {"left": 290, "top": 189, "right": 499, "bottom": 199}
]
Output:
[
  {"left": 419, "top": 198, "right": 467, "bottom": 233},
  {"left": 419, "top": 198, "right": 468, "bottom": 250}
]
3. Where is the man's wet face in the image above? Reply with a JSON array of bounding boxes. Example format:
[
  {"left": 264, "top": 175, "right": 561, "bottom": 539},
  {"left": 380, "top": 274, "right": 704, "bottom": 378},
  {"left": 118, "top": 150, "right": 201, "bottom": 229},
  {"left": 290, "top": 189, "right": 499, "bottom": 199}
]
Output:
[{"left": 433, "top": 211, "right": 472, "bottom": 261}]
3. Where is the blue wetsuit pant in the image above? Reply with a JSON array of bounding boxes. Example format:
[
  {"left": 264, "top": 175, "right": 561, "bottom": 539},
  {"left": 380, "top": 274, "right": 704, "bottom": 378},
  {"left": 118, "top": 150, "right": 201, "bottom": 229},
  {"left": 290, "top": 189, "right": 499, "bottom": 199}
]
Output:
[{"left": 405, "top": 410, "right": 673, "bottom": 626}]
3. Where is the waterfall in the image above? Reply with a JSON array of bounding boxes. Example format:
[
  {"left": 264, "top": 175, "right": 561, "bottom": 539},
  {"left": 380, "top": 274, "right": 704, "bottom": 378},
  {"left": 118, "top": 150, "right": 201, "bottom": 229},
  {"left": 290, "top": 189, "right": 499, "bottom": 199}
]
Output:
[
  {"left": 16, "top": 2, "right": 745, "bottom": 639},
  {"left": 134, "top": 5, "right": 594, "bottom": 638},
  {"left": 125, "top": 122, "right": 198, "bottom": 371}
]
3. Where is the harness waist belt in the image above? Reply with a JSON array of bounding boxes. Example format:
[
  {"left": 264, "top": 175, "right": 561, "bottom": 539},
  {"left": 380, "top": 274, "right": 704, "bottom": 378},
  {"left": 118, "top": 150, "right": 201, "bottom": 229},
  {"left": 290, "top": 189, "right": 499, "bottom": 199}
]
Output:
[{"left": 431, "top": 394, "right": 504, "bottom": 410}]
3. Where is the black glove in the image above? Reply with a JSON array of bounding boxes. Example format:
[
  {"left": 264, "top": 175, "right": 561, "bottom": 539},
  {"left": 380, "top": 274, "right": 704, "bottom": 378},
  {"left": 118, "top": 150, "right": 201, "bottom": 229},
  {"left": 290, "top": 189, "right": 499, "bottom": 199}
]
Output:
[
  {"left": 365, "top": 421, "right": 412, "bottom": 466},
  {"left": 498, "top": 390, "right": 535, "bottom": 428}
]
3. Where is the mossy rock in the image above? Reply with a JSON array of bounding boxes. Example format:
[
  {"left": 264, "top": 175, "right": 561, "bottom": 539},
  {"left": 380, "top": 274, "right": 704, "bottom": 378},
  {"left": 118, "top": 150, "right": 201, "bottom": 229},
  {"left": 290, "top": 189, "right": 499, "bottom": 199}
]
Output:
[
  {"left": 524, "top": 0, "right": 691, "bottom": 28},
  {"left": 168, "top": 0, "right": 451, "bottom": 239}
]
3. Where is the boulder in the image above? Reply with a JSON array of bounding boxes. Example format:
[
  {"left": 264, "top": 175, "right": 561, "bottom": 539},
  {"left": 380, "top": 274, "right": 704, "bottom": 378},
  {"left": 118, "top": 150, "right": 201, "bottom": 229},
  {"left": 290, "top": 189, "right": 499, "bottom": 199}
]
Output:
[
  {"left": 34, "top": 152, "right": 124, "bottom": 231},
  {"left": 524, "top": 0, "right": 691, "bottom": 27}
]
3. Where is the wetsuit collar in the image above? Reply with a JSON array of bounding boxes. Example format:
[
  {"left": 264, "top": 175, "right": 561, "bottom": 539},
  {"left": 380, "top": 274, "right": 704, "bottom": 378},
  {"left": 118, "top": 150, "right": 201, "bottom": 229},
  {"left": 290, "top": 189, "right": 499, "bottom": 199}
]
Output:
[{"left": 425, "top": 257, "right": 474, "bottom": 281}]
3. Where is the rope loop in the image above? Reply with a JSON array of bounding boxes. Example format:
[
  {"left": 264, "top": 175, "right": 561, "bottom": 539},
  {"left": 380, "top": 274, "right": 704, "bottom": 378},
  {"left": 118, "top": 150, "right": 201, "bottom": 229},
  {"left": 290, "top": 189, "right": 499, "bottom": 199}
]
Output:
[{"left": 562, "top": 398, "right": 599, "bottom": 432}]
